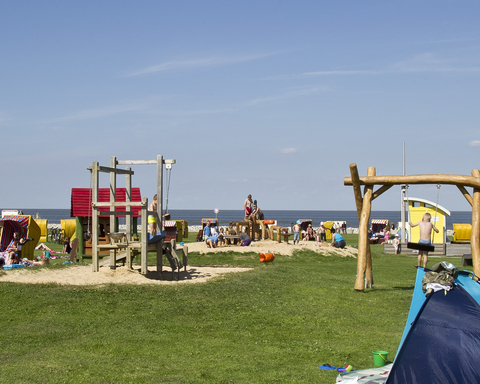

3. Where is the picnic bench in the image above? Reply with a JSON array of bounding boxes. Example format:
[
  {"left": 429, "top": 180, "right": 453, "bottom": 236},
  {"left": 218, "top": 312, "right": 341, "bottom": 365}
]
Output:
[{"left": 224, "top": 234, "right": 240, "bottom": 245}]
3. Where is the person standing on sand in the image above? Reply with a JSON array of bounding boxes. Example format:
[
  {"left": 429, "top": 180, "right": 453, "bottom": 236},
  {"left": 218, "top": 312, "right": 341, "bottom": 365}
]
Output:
[
  {"left": 244, "top": 194, "right": 253, "bottom": 217},
  {"left": 317, "top": 222, "right": 327, "bottom": 243},
  {"left": 292, "top": 222, "right": 301, "bottom": 245},
  {"left": 409, "top": 212, "right": 439, "bottom": 268},
  {"left": 203, "top": 223, "right": 212, "bottom": 240}
]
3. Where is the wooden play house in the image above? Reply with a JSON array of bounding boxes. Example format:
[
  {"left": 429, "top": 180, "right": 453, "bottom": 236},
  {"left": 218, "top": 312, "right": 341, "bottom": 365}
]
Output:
[
  {"left": 407, "top": 197, "right": 450, "bottom": 243},
  {"left": 70, "top": 187, "right": 142, "bottom": 256}
]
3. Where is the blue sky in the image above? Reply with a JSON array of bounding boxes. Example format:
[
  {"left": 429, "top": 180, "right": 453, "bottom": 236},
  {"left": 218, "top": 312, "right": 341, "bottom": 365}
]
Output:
[{"left": 1, "top": 1, "right": 479, "bottom": 212}]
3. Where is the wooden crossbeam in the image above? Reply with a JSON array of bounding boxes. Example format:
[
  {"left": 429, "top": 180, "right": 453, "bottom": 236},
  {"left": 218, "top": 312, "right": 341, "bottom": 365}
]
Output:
[{"left": 345, "top": 174, "right": 480, "bottom": 189}]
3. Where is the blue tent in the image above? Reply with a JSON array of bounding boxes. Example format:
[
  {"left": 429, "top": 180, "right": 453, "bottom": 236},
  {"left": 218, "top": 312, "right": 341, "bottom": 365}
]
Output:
[{"left": 386, "top": 268, "right": 480, "bottom": 383}]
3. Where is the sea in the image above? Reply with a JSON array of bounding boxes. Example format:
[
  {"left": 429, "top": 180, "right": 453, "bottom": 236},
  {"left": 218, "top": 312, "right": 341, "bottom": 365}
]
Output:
[{"left": 1, "top": 208, "right": 473, "bottom": 230}]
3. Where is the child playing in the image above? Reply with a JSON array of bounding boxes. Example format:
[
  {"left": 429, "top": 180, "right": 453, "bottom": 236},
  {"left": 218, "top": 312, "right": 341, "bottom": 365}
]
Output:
[
  {"left": 409, "top": 213, "right": 439, "bottom": 268},
  {"left": 393, "top": 234, "right": 400, "bottom": 254},
  {"left": 218, "top": 227, "right": 225, "bottom": 247}
]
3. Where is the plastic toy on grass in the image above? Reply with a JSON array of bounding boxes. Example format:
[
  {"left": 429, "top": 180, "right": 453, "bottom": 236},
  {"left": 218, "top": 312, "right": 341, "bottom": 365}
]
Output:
[
  {"left": 3, "top": 264, "right": 25, "bottom": 270},
  {"left": 259, "top": 252, "right": 275, "bottom": 264},
  {"left": 337, "top": 365, "right": 354, "bottom": 372}
]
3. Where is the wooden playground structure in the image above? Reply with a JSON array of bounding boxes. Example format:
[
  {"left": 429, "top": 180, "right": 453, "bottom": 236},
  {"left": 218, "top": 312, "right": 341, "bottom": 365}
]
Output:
[
  {"left": 88, "top": 155, "right": 187, "bottom": 278},
  {"left": 344, "top": 164, "right": 480, "bottom": 291},
  {"left": 228, "top": 217, "right": 293, "bottom": 243}
]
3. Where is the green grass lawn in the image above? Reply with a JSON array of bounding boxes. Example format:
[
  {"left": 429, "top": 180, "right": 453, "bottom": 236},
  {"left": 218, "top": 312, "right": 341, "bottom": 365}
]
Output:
[{"left": 0, "top": 237, "right": 466, "bottom": 383}]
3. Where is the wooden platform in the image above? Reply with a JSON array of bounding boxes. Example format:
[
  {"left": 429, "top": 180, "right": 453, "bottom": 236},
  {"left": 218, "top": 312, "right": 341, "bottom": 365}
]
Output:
[{"left": 383, "top": 243, "right": 472, "bottom": 256}]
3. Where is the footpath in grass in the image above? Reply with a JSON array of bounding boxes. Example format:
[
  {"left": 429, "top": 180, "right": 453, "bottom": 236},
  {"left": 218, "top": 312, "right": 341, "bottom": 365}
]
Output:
[{"left": 0, "top": 241, "right": 465, "bottom": 383}]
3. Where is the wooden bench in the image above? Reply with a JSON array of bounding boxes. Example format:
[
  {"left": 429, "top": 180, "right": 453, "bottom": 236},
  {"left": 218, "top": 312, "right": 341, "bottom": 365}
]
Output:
[{"left": 224, "top": 235, "right": 240, "bottom": 245}]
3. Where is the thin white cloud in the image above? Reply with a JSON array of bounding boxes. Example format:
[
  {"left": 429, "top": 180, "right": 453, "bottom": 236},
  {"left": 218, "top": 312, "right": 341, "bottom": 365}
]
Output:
[
  {"left": 270, "top": 53, "right": 480, "bottom": 79},
  {"left": 227, "top": 178, "right": 249, "bottom": 183},
  {"left": 152, "top": 108, "right": 235, "bottom": 116},
  {"left": 281, "top": 148, "right": 297, "bottom": 154},
  {"left": 469, "top": 140, "right": 480, "bottom": 147},
  {"left": 126, "top": 52, "right": 281, "bottom": 77},
  {"left": 42, "top": 102, "right": 149, "bottom": 124},
  {"left": 391, "top": 53, "right": 480, "bottom": 73},
  {"left": 246, "top": 86, "right": 326, "bottom": 106}
]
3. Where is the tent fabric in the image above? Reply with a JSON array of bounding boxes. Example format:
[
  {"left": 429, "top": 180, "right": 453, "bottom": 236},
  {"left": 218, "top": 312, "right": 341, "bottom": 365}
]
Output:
[{"left": 386, "top": 269, "right": 480, "bottom": 384}]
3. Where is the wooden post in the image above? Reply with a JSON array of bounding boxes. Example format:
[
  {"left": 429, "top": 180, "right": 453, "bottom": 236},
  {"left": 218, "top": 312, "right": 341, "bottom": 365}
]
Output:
[
  {"left": 109, "top": 156, "right": 117, "bottom": 270},
  {"left": 457, "top": 185, "right": 473, "bottom": 207},
  {"left": 355, "top": 166, "right": 375, "bottom": 291},
  {"left": 372, "top": 185, "right": 393, "bottom": 200},
  {"left": 365, "top": 167, "right": 375, "bottom": 288},
  {"left": 92, "top": 162, "right": 99, "bottom": 272},
  {"left": 349, "top": 164, "right": 363, "bottom": 220},
  {"left": 141, "top": 197, "right": 148, "bottom": 275},
  {"left": 182, "top": 246, "right": 188, "bottom": 272},
  {"left": 156, "top": 155, "right": 164, "bottom": 277},
  {"left": 126, "top": 167, "right": 132, "bottom": 269},
  {"left": 471, "top": 169, "right": 480, "bottom": 277},
  {"left": 344, "top": 174, "right": 480, "bottom": 188},
  {"left": 126, "top": 167, "right": 132, "bottom": 241}
]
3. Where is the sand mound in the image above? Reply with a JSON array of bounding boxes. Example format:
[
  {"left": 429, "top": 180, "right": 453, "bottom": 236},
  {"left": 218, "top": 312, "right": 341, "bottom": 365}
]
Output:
[
  {"left": 0, "top": 265, "right": 253, "bottom": 286},
  {"left": 185, "top": 239, "right": 358, "bottom": 257},
  {"left": 0, "top": 240, "right": 356, "bottom": 286}
]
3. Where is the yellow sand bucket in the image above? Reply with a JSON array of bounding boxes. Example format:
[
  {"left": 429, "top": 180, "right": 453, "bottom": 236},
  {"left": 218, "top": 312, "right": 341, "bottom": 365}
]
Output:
[{"left": 372, "top": 350, "right": 389, "bottom": 366}]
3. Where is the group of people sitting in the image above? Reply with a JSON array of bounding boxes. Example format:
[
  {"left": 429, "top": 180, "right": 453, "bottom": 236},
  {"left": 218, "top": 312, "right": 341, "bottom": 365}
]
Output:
[
  {"left": 368, "top": 226, "right": 391, "bottom": 244},
  {"left": 0, "top": 230, "right": 77, "bottom": 268},
  {"left": 195, "top": 221, "right": 253, "bottom": 248},
  {"left": 291, "top": 222, "right": 346, "bottom": 248},
  {"left": 202, "top": 223, "right": 225, "bottom": 248},
  {"left": 0, "top": 231, "right": 49, "bottom": 267}
]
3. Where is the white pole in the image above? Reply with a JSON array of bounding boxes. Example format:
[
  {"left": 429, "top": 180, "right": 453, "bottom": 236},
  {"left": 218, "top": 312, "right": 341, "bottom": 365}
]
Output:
[{"left": 401, "top": 143, "right": 406, "bottom": 243}]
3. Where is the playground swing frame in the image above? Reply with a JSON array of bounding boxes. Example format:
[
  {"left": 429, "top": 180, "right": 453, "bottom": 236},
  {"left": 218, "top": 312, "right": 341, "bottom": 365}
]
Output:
[{"left": 344, "top": 164, "right": 480, "bottom": 291}]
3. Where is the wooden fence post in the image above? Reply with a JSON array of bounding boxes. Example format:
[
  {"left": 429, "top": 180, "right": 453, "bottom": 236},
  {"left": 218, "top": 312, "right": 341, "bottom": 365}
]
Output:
[{"left": 471, "top": 169, "right": 480, "bottom": 277}]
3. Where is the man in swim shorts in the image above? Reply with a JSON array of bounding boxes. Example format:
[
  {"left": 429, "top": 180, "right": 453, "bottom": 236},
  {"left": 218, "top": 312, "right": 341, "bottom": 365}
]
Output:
[{"left": 409, "top": 213, "right": 439, "bottom": 268}]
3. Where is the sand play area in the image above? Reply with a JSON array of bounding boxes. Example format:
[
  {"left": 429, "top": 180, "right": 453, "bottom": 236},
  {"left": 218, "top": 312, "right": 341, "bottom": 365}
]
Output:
[{"left": 0, "top": 240, "right": 357, "bottom": 286}]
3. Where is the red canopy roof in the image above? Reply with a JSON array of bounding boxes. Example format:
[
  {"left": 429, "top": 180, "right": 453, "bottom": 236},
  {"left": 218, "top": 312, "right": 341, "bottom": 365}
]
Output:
[{"left": 71, "top": 188, "right": 142, "bottom": 217}]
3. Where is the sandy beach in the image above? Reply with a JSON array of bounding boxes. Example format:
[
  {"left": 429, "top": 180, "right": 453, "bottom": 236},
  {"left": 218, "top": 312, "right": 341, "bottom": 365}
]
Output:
[{"left": 0, "top": 240, "right": 357, "bottom": 286}]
